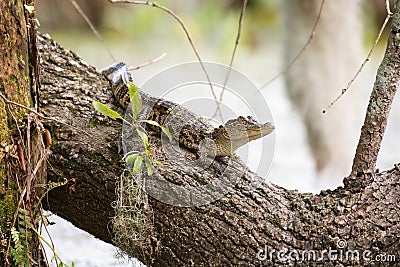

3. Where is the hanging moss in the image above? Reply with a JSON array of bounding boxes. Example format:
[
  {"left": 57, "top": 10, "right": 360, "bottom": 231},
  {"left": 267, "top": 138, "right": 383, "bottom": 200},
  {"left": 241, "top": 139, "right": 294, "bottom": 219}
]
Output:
[{"left": 112, "top": 170, "right": 150, "bottom": 257}]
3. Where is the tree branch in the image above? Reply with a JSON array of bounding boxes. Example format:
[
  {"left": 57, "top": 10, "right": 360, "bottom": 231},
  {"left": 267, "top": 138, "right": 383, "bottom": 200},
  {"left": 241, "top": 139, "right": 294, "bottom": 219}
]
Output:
[
  {"left": 38, "top": 31, "right": 400, "bottom": 266},
  {"left": 351, "top": 0, "right": 400, "bottom": 180}
]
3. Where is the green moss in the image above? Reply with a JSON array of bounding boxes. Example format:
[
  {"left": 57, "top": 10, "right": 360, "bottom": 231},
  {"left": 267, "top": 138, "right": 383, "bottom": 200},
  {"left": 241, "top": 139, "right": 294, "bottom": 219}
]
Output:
[
  {"left": 87, "top": 118, "right": 100, "bottom": 128},
  {"left": 0, "top": 181, "right": 18, "bottom": 265},
  {"left": 0, "top": 161, "right": 6, "bottom": 191},
  {"left": 0, "top": 181, "right": 17, "bottom": 229},
  {"left": 0, "top": 122, "right": 9, "bottom": 142},
  {"left": 9, "top": 75, "right": 17, "bottom": 83},
  {"left": 392, "top": 13, "right": 400, "bottom": 31}
]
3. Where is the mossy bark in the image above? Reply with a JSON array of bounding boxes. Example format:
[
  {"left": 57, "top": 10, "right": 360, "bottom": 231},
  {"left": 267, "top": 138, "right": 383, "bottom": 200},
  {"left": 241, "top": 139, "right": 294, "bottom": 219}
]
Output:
[{"left": 0, "top": 0, "right": 44, "bottom": 266}]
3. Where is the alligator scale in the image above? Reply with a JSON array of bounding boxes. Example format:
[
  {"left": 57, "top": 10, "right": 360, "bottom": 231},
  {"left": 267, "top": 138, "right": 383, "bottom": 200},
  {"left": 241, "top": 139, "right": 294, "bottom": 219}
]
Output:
[{"left": 101, "top": 62, "right": 274, "bottom": 158}]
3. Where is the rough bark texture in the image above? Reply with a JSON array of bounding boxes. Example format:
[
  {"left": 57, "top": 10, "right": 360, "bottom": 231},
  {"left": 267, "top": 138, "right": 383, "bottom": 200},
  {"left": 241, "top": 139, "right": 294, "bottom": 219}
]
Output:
[
  {"left": 0, "top": 0, "right": 45, "bottom": 266},
  {"left": 351, "top": 5, "right": 400, "bottom": 179},
  {"left": 36, "top": 13, "right": 400, "bottom": 267},
  {"left": 38, "top": 33, "right": 124, "bottom": 244}
]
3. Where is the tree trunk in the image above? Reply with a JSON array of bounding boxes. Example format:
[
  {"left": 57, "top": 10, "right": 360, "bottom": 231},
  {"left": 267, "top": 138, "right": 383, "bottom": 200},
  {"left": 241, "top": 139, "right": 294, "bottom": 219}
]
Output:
[
  {"left": 282, "top": 0, "right": 363, "bottom": 178},
  {"left": 0, "top": 0, "right": 46, "bottom": 266},
  {"left": 36, "top": 6, "right": 400, "bottom": 267}
]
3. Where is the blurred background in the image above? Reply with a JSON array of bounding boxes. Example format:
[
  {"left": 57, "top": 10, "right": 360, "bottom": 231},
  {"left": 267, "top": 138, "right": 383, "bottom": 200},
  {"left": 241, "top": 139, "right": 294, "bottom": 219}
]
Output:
[{"left": 35, "top": 0, "right": 399, "bottom": 266}]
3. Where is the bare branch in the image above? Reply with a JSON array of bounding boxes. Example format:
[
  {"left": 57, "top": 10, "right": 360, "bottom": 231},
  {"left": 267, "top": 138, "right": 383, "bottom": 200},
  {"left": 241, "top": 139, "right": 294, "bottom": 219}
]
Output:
[
  {"left": 259, "top": 0, "right": 325, "bottom": 90},
  {"left": 0, "top": 92, "right": 90, "bottom": 136},
  {"left": 70, "top": 0, "right": 116, "bottom": 62},
  {"left": 350, "top": 0, "right": 400, "bottom": 179},
  {"left": 128, "top": 52, "right": 167, "bottom": 71},
  {"left": 386, "top": 0, "right": 394, "bottom": 15},
  {"left": 322, "top": 7, "right": 392, "bottom": 113},
  {"left": 212, "top": 0, "right": 248, "bottom": 118}
]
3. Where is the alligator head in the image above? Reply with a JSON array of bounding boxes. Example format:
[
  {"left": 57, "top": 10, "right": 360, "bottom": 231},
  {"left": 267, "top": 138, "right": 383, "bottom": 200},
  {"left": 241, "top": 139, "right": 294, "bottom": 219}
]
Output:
[{"left": 213, "top": 115, "right": 275, "bottom": 157}]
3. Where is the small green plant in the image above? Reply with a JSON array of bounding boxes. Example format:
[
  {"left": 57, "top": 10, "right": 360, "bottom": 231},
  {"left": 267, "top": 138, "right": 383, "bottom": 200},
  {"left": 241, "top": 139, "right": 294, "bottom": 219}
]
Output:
[
  {"left": 36, "top": 180, "right": 74, "bottom": 267},
  {"left": 9, "top": 208, "right": 30, "bottom": 267},
  {"left": 10, "top": 225, "right": 29, "bottom": 267},
  {"left": 93, "top": 82, "right": 171, "bottom": 176},
  {"left": 95, "top": 82, "right": 161, "bottom": 256},
  {"left": 6, "top": 179, "right": 73, "bottom": 267}
]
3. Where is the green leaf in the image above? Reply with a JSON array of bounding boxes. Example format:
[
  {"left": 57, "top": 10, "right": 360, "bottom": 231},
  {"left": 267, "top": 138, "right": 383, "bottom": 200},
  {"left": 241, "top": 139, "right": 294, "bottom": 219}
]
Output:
[
  {"left": 92, "top": 101, "right": 122, "bottom": 119},
  {"left": 139, "top": 119, "right": 161, "bottom": 127},
  {"left": 125, "top": 154, "right": 138, "bottom": 163},
  {"left": 132, "top": 155, "right": 143, "bottom": 175},
  {"left": 126, "top": 82, "right": 142, "bottom": 120},
  {"left": 161, "top": 126, "right": 172, "bottom": 141},
  {"left": 126, "top": 81, "right": 139, "bottom": 97},
  {"left": 136, "top": 129, "right": 149, "bottom": 150},
  {"left": 145, "top": 160, "right": 154, "bottom": 175},
  {"left": 139, "top": 120, "right": 172, "bottom": 141}
]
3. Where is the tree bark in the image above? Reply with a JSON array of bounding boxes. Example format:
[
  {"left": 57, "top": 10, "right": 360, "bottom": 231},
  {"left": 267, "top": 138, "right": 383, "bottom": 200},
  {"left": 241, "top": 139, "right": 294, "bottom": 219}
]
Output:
[
  {"left": 351, "top": 4, "right": 400, "bottom": 179},
  {"left": 0, "top": 0, "right": 46, "bottom": 266},
  {"left": 36, "top": 10, "right": 400, "bottom": 267}
]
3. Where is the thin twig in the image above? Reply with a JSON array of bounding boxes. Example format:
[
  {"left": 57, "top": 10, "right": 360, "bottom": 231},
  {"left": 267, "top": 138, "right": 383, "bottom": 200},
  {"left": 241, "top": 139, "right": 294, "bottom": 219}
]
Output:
[
  {"left": 26, "top": 118, "right": 47, "bottom": 202},
  {"left": 386, "top": 0, "right": 393, "bottom": 15},
  {"left": 109, "top": 0, "right": 224, "bottom": 120},
  {"left": 38, "top": 215, "right": 53, "bottom": 267},
  {"left": 212, "top": 0, "right": 248, "bottom": 118},
  {"left": 0, "top": 92, "right": 91, "bottom": 135},
  {"left": 259, "top": 0, "right": 326, "bottom": 90},
  {"left": 322, "top": 8, "right": 392, "bottom": 113},
  {"left": 0, "top": 92, "right": 43, "bottom": 116},
  {"left": 128, "top": 53, "right": 167, "bottom": 70},
  {"left": 5, "top": 99, "right": 24, "bottom": 143},
  {"left": 70, "top": 0, "right": 116, "bottom": 62},
  {"left": 26, "top": 115, "right": 32, "bottom": 194},
  {"left": 0, "top": 92, "right": 57, "bottom": 121}
]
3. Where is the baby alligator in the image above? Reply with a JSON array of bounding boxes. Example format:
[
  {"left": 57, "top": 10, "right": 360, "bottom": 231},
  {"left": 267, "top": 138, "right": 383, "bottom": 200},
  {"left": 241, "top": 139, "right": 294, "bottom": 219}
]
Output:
[{"left": 101, "top": 62, "right": 274, "bottom": 158}]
